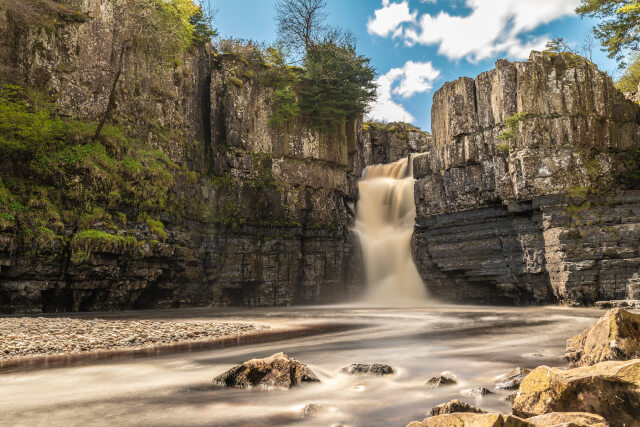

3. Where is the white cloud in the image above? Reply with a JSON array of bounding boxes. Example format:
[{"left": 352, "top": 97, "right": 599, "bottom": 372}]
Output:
[
  {"left": 367, "top": 60, "right": 441, "bottom": 123},
  {"left": 367, "top": 0, "right": 417, "bottom": 38},
  {"left": 370, "top": 0, "right": 580, "bottom": 62}
]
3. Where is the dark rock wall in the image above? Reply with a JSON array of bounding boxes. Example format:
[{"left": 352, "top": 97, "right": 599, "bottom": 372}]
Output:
[
  {"left": 0, "top": 0, "right": 366, "bottom": 313},
  {"left": 413, "top": 52, "right": 640, "bottom": 305}
]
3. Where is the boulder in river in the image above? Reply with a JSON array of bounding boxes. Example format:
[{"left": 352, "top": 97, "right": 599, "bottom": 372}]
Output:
[
  {"left": 512, "top": 359, "right": 640, "bottom": 425},
  {"left": 300, "top": 404, "right": 327, "bottom": 419},
  {"left": 461, "top": 387, "right": 494, "bottom": 398},
  {"left": 565, "top": 308, "right": 640, "bottom": 367},
  {"left": 430, "top": 399, "right": 486, "bottom": 416},
  {"left": 494, "top": 367, "right": 531, "bottom": 390},
  {"left": 425, "top": 372, "right": 457, "bottom": 388},
  {"left": 526, "top": 412, "right": 609, "bottom": 427},
  {"left": 212, "top": 352, "right": 319, "bottom": 389},
  {"left": 340, "top": 363, "right": 395, "bottom": 376},
  {"left": 407, "top": 413, "right": 531, "bottom": 427}
]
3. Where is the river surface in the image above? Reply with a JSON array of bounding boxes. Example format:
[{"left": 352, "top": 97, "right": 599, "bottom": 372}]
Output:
[{"left": 0, "top": 305, "right": 603, "bottom": 427}]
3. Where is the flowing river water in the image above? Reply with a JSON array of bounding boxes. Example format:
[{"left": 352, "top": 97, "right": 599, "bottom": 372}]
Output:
[{"left": 0, "top": 305, "right": 603, "bottom": 427}]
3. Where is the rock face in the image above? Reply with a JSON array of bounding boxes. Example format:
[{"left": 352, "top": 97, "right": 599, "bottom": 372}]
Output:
[
  {"left": 362, "top": 122, "right": 431, "bottom": 165},
  {"left": 212, "top": 352, "right": 319, "bottom": 389},
  {"left": 512, "top": 359, "right": 640, "bottom": 425},
  {"left": 566, "top": 309, "right": 640, "bottom": 367},
  {"left": 526, "top": 413, "right": 609, "bottom": 427},
  {"left": 408, "top": 413, "right": 531, "bottom": 427},
  {"left": 413, "top": 52, "right": 640, "bottom": 305},
  {"left": 0, "top": 0, "right": 369, "bottom": 313},
  {"left": 340, "top": 363, "right": 395, "bottom": 376},
  {"left": 430, "top": 400, "right": 486, "bottom": 416}
]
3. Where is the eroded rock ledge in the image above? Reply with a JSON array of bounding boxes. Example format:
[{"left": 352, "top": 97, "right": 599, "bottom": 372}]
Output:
[{"left": 413, "top": 52, "right": 640, "bottom": 305}]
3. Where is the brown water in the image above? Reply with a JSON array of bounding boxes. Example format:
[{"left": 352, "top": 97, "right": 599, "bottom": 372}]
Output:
[
  {"left": 0, "top": 305, "right": 602, "bottom": 427},
  {"left": 355, "top": 157, "right": 426, "bottom": 303}
]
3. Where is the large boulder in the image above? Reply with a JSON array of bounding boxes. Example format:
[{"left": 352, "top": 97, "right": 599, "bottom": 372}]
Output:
[
  {"left": 512, "top": 359, "right": 640, "bottom": 425},
  {"left": 430, "top": 399, "right": 486, "bottom": 416},
  {"left": 212, "top": 352, "right": 320, "bottom": 389},
  {"left": 526, "top": 412, "right": 609, "bottom": 427},
  {"left": 407, "top": 413, "right": 532, "bottom": 427},
  {"left": 566, "top": 309, "right": 640, "bottom": 367},
  {"left": 425, "top": 372, "right": 458, "bottom": 388}
]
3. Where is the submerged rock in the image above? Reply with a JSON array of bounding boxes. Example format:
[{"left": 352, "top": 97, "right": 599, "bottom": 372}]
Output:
[
  {"left": 212, "top": 352, "right": 320, "bottom": 389},
  {"left": 300, "top": 404, "right": 327, "bottom": 420},
  {"left": 407, "top": 413, "right": 531, "bottom": 427},
  {"left": 425, "top": 372, "right": 457, "bottom": 388},
  {"left": 461, "top": 387, "right": 494, "bottom": 398},
  {"left": 430, "top": 399, "right": 486, "bottom": 416},
  {"left": 495, "top": 367, "right": 531, "bottom": 390},
  {"left": 512, "top": 359, "right": 640, "bottom": 425},
  {"left": 502, "top": 393, "right": 517, "bottom": 407},
  {"left": 340, "top": 363, "right": 395, "bottom": 376},
  {"left": 565, "top": 308, "right": 640, "bottom": 367},
  {"left": 526, "top": 412, "right": 609, "bottom": 427}
]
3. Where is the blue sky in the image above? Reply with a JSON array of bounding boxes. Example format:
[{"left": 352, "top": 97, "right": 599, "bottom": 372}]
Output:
[{"left": 211, "top": 0, "right": 618, "bottom": 131}]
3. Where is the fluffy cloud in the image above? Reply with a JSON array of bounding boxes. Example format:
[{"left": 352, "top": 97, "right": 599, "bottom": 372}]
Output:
[
  {"left": 370, "top": 0, "right": 580, "bottom": 62},
  {"left": 367, "top": 0, "right": 417, "bottom": 38},
  {"left": 367, "top": 60, "right": 440, "bottom": 123}
]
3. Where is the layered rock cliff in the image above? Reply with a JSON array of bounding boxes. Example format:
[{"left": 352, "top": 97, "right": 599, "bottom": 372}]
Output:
[
  {"left": 413, "top": 52, "right": 640, "bottom": 305},
  {"left": 0, "top": 0, "right": 367, "bottom": 313}
]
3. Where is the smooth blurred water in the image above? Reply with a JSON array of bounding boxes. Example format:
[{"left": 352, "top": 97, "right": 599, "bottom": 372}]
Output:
[{"left": 0, "top": 305, "right": 602, "bottom": 427}]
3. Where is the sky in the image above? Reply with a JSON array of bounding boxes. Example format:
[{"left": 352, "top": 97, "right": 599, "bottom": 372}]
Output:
[{"left": 210, "top": 0, "right": 618, "bottom": 131}]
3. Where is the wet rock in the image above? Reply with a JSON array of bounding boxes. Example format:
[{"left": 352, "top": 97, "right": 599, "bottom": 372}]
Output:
[
  {"left": 495, "top": 367, "right": 531, "bottom": 390},
  {"left": 526, "top": 412, "right": 609, "bottom": 427},
  {"left": 512, "top": 359, "right": 640, "bottom": 425},
  {"left": 503, "top": 393, "right": 517, "bottom": 407},
  {"left": 461, "top": 387, "right": 494, "bottom": 398},
  {"left": 212, "top": 353, "right": 320, "bottom": 389},
  {"left": 424, "top": 372, "right": 457, "bottom": 388},
  {"left": 430, "top": 399, "right": 486, "bottom": 416},
  {"left": 300, "top": 404, "right": 327, "bottom": 420},
  {"left": 565, "top": 309, "right": 640, "bottom": 368},
  {"left": 340, "top": 363, "right": 395, "bottom": 376},
  {"left": 407, "top": 413, "right": 531, "bottom": 427},
  {"left": 595, "top": 300, "right": 640, "bottom": 309}
]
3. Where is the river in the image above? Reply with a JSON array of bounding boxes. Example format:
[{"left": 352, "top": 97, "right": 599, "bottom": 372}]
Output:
[{"left": 0, "top": 305, "right": 601, "bottom": 426}]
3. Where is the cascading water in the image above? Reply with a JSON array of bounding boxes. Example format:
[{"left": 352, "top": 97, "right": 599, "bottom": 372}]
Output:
[{"left": 354, "top": 156, "right": 427, "bottom": 303}]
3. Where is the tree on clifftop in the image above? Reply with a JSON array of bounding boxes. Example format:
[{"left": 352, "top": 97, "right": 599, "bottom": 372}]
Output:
[
  {"left": 275, "top": 0, "right": 327, "bottom": 58},
  {"left": 577, "top": 0, "right": 640, "bottom": 67}
]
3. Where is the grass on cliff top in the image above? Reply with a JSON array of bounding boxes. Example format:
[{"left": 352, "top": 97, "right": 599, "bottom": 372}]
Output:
[
  {"left": 363, "top": 121, "right": 421, "bottom": 134},
  {"left": 0, "top": 82, "right": 177, "bottom": 253}
]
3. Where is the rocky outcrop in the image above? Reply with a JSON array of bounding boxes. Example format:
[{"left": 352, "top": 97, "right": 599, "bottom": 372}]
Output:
[
  {"left": 430, "top": 400, "right": 485, "bottom": 416},
  {"left": 425, "top": 372, "right": 458, "bottom": 388},
  {"left": 526, "top": 413, "right": 609, "bottom": 427},
  {"left": 512, "top": 359, "right": 640, "bottom": 425},
  {"left": 566, "top": 309, "right": 640, "bottom": 367},
  {"left": 495, "top": 367, "right": 531, "bottom": 390},
  {"left": 362, "top": 122, "right": 431, "bottom": 165},
  {"left": 413, "top": 52, "right": 640, "bottom": 305},
  {"left": 0, "top": 0, "right": 367, "bottom": 313},
  {"left": 212, "top": 352, "right": 319, "bottom": 389},
  {"left": 408, "top": 413, "right": 531, "bottom": 427}
]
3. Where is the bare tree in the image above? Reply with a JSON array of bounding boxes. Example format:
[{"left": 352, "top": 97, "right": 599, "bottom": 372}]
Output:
[
  {"left": 275, "top": 0, "right": 327, "bottom": 57},
  {"left": 582, "top": 33, "right": 595, "bottom": 62}
]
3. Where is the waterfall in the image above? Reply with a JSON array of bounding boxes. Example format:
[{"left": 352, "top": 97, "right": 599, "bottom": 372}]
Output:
[{"left": 354, "top": 156, "right": 427, "bottom": 303}]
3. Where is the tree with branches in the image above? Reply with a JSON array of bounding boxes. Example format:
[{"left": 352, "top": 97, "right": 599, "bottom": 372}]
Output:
[{"left": 275, "top": 0, "right": 327, "bottom": 58}]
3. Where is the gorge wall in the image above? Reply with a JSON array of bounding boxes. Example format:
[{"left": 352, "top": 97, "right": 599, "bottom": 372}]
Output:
[
  {"left": 413, "top": 52, "right": 640, "bottom": 305},
  {"left": 0, "top": 0, "right": 376, "bottom": 313}
]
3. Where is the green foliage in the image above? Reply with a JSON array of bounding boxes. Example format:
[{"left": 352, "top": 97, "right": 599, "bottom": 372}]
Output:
[
  {"left": 299, "top": 41, "right": 376, "bottom": 132},
  {"left": 363, "top": 121, "right": 420, "bottom": 137},
  {"left": 499, "top": 112, "right": 528, "bottom": 141},
  {"left": 145, "top": 218, "right": 168, "bottom": 242},
  {"left": 576, "top": 0, "right": 640, "bottom": 67},
  {"left": 269, "top": 85, "right": 301, "bottom": 129},
  {"left": 616, "top": 53, "right": 640, "bottom": 92},
  {"left": 70, "top": 229, "right": 138, "bottom": 264},
  {"left": 229, "top": 77, "right": 244, "bottom": 88},
  {"left": 544, "top": 37, "right": 574, "bottom": 53},
  {"left": 496, "top": 143, "right": 510, "bottom": 154}
]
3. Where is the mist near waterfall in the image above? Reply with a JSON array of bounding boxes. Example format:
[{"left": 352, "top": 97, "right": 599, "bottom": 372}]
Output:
[{"left": 354, "top": 157, "right": 427, "bottom": 304}]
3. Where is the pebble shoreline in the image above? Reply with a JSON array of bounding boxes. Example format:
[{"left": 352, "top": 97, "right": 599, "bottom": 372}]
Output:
[{"left": 0, "top": 317, "right": 261, "bottom": 361}]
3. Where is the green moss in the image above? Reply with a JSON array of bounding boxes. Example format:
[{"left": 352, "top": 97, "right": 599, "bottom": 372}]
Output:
[
  {"left": 229, "top": 77, "right": 244, "bottom": 88},
  {"left": 242, "top": 70, "right": 255, "bottom": 79},
  {"left": 70, "top": 229, "right": 138, "bottom": 264},
  {"left": 145, "top": 218, "right": 167, "bottom": 242}
]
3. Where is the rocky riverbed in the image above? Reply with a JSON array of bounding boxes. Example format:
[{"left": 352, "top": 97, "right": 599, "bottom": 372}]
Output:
[{"left": 0, "top": 317, "right": 261, "bottom": 361}]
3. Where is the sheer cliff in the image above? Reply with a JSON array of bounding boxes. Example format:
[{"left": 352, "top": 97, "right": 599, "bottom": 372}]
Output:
[
  {"left": 413, "top": 52, "right": 640, "bottom": 305},
  {"left": 0, "top": 0, "right": 367, "bottom": 313}
]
